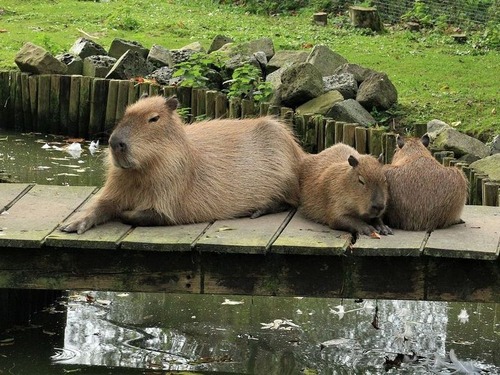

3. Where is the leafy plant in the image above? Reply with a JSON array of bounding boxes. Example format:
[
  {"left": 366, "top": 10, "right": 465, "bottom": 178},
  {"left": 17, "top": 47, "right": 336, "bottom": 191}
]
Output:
[
  {"left": 106, "top": 8, "right": 142, "bottom": 31},
  {"left": 401, "top": 0, "right": 434, "bottom": 27},
  {"left": 225, "top": 65, "right": 273, "bottom": 103},
  {"left": 172, "top": 52, "right": 224, "bottom": 88}
]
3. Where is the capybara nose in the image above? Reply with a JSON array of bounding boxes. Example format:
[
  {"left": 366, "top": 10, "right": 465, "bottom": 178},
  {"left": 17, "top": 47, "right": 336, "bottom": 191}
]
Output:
[
  {"left": 371, "top": 203, "right": 385, "bottom": 216},
  {"left": 109, "top": 136, "right": 127, "bottom": 153}
]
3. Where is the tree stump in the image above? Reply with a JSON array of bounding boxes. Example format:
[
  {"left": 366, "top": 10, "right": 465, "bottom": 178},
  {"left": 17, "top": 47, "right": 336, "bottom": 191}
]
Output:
[
  {"left": 348, "top": 6, "right": 384, "bottom": 32},
  {"left": 312, "top": 12, "right": 328, "bottom": 26}
]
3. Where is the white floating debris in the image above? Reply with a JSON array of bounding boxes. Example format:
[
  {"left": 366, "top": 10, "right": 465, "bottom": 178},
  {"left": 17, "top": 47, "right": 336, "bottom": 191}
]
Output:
[
  {"left": 89, "top": 140, "right": 99, "bottom": 155},
  {"left": 457, "top": 308, "right": 469, "bottom": 324},
  {"left": 260, "top": 319, "right": 299, "bottom": 330},
  {"left": 41, "top": 143, "right": 51, "bottom": 149},
  {"left": 66, "top": 142, "right": 82, "bottom": 151},
  {"left": 320, "top": 338, "right": 352, "bottom": 349},
  {"left": 33, "top": 166, "right": 51, "bottom": 171},
  {"left": 330, "top": 305, "right": 345, "bottom": 319},
  {"left": 221, "top": 298, "right": 244, "bottom": 305}
]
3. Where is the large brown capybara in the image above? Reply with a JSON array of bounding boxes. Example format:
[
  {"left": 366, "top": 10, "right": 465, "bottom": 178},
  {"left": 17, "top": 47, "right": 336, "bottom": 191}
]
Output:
[
  {"left": 60, "top": 95, "right": 306, "bottom": 234},
  {"left": 383, "top": 134, "right": 468, "bottom": 231},
  {"left": 299, "top": 143, "right": 391, "bottom": 237}
]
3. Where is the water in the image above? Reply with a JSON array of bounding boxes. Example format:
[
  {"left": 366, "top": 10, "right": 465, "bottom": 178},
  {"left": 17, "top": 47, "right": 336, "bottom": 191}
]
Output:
[{"left": 1, "top": 131, "right": 499, "bottom": 374}]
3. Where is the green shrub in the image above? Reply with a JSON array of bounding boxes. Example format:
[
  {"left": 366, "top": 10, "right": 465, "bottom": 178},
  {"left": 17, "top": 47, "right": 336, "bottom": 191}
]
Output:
[
  {"left": 226, "top": 65, "right": 273, "bottom": 103},
  {"left": 173, "top": 52, "right": 224, "bottom": 88}
]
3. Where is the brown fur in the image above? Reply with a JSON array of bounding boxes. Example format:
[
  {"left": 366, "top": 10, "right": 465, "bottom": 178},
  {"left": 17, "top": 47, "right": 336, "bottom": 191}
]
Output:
[
  {"left": 383, "top": 134, "right": 468, "bottom": 231},
  {"left": 299, "top": 143, "right": 390, "bottom": 236},
  {"left": 60, "top": 95, "right": 305, "bottom": 234}
]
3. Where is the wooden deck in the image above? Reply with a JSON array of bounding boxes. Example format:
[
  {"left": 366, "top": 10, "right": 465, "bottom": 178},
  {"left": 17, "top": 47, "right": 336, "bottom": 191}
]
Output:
[{"left": 1, "top": 183, "right": 499, "bottom": 302}]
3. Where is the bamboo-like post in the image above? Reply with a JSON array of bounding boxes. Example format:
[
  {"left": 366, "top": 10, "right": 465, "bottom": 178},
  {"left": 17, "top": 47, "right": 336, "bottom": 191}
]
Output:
[
  {"left": 78, "top": 76, "right": 92, "bottom": 138},
  {"left": 196, "top": 88, "right": 207, "bottom": 119},
  {"left": 20, "top": 73, "right": 32, "bottom": 132},
  {"left": 228, "top": 97, "right": 241, "bottom": 119},
  {"left": 49, "top": 75, "right": 61, "bottom": 135},
  {"left": 304, "top": 114, "right": 318, "bottom": 154},
  {"left": 259, "top": 102, "right": 270, "bottom": 117},
  {"left": 176, "top": 86, "right": 192, "bottom": 113},
  {"left": 13, "top": 72, "right": 23, "bottom": 132},
  {"left": 105, "top": 79, "right": 120, "bottom": 133},
  {"left": 0, "top": 71, "right": 11, "bottom": 128},
  {"left": 342, "top": 123, "right": 357, "bottom": 147},
  {"left": 267, "top": 105, "right": 280, "bottom": 117},
  {"left": 482, "top": 181, "right": 499, "bottom": 207},
  {"left": 324, "top": 119, "right": 336, "bottom": 149},
  {"left": 442, "top": 156, "right": 455, "bottom": 167},
  {"left": 128, "top": 81, "right": 140, "bottom": 105},
  {"left": 334, "top": 121, "right": 345, "bottom": 144},
  {"left": 241, "top": 99, "right": 255, "bottom": 118},
  {"left": 433, "top": 150, "right": 454, "bottom": 164},
  {"left": 316, "top": 115, "right": 325, "bottom": 152},
  {"left": 88, "top": 78, "right": 108, "bottom": 137},
  {"left": 59, "top": 75, "right": 71, "bottom": 135},
  {"left": 116, "top": 80, "right": 132, "bottom": 122},
  {"left": 215, "top": 91, "right": 228, "bottom": 119},
  {"left": 413, "top": 123, "right": 427, "bottom": 138},
  {"left": 280, "top": 107, "right": 294, "bottom": 128},
  {"left": 383, "top": 132, "right": 397, "bottom": 164},
  {"left": 190, "top": 88, "right": 200, "bottom": 120},
  {"left": 138, "top": 82, "right": 150, "bottom": 98},
  {"left": 355, "top": 126, "right": 368, "bottom": 154},
  {"left": 148, "top": 84, "right": 160, "bottom": 97},
  {"left": 368, "top": 127, "right": 384, "bottom": 157},
  {"left": 68, "top": 75, "right": 82, "bottom": 136},
  {"left": 293, "top": 114, "right": 305, "bottom": 145},
  {"left": 28, "top": 75, "right": 38, "bottom": 131},
  {"left": 37, "top": 74, "right": 51, "bottom": 134},
  {"left": 473, "top": 174, "right": 488, "bottom": 205},
  {"left": 205, "top": 90, "right": 217, "bottom": 119},
  {"left": 162, "top": 85, "right": 176, "bottom": 99}
]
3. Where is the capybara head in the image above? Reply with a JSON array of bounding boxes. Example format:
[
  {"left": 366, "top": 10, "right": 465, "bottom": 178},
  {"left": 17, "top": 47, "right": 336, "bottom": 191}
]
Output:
[
  {"left": 108, "top": 95, "right": 182, "bottom": 170},
  {"left": 391, "top": 134, "right": 431, "bottom": 164},
  {"left": 344, "top": 154, "right": 388, "bottom": 220}
]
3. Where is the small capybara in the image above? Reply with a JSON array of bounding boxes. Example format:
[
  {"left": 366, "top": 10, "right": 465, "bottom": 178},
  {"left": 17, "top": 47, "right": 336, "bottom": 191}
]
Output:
[
  {"left": 383, "top": 134, "right": 468, "bottom": 231},
  {"left": 299, "top": 143, "right": 391, "bottom": 237},
  {"left": 60, "top": 95, "right": 305, "bottom": 234}
]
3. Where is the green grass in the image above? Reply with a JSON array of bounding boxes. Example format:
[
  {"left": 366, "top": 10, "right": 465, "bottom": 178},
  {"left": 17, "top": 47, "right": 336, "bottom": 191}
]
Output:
[{"left": 0, "top": 0, "right": 498, "bottom": 140}]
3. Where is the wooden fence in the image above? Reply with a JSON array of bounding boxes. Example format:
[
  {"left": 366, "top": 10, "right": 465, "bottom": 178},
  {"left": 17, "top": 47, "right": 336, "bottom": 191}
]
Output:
[{"left": 0, "top": 71, "right": 498, "bottom": 206}]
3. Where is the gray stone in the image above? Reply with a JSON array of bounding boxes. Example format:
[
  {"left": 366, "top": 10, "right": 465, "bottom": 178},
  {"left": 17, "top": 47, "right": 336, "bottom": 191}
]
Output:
[
  {"left": 108, "top": 38, "right": 149, "bottom": 59},
  {"left": 267, "top": 51, "right": 308, "bottom": 74},
  {"left": 106, "top": 50, "right": 150, "bottom": 80},
  {"left": 56, "top": 53, "right": 83, "bottom": 75},
  {"left": 180, "top": 41, "right": 205, "bottom": 53},
  {"left": 224, "top": 53, "right": 266, "bottom": 75},
  {"left": 427, "top": 119, "right": 452, "bottom": 136},
  {"left": 15, "top": 42, "right": 68, "bottom": 74},
  {"left": 327, "top": 99, "right": 377, "bottom": 126},
  {"left": 487, "top": 134, "right": 500, "bottom": 155},
  {"left": 306, "top": 44, "right": 348, "bottom": 77},
  {"left": 68, "top": 38, "right": 107, "bottom": 59},
  {"left": 470, "top": 154, "right": 500, "bottom": 181},
  {"left": 147, "top": 44, "right": 173, "bottom": 69},
  {"left": 458, "top": 154, "right": 481, "bottom": 164},
  {"left": 82, "top": 55, "right": 117, "bottom": 77},
  {"left": 333, "top": 63, "right": 376, "bottom": 83},
  {"left": 265, "top": 63, "right": 293, "bottom": 91},
  {"left": 208, "top": 35, "right": 234, "bottom": 53},
  {"left": 432, "top": 128, "right": 490, "bottom": 159},
  {"left": 241, "top": 37, "right": 275, "bottom": 60},
  {"left": 146, "top": 66, "right": 174, "bottom": 85},
  {"left": 279, "top": 62, "right": 324, "bottom": 108},
  {"left": 356, "top": 72, "right": 398, "bottom": 110},
  {"left": 170, "top": 49, "right": 197, "bottom": 65},
  {"left": 296, "top": 90, "right": 344, "bottom": 116},
  {"left": 323, "top": 73, "right": 358, "bottom": 99}
]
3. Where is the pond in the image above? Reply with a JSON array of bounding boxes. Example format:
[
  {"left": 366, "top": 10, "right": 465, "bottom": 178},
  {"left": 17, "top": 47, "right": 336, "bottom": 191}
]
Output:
[{"left": 0, "top": 131, "right": 499, "bottom": 374}]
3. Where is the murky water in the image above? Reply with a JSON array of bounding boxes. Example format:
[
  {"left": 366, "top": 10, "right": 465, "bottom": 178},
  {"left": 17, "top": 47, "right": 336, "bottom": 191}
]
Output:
[
  {"left": 0, "top": 292, "right": 499, "bottom": 374},
  {"left": 1, "top": 131, "right": 499, "bottom": 374}
]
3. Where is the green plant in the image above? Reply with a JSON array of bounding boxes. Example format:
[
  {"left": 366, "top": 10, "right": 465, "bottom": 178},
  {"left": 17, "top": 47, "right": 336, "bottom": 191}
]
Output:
[
  {"left": 401, "top": 0, "right": 434, "bottom": 27},
  {"left": 225, "top": 65, "right": 273, "bottom": 103},
  {"left": 106, "top": 8, "right": 142, "bottom": 31},
  {"left": 172, "top": 52, "right": 224, "bottom": 88}
]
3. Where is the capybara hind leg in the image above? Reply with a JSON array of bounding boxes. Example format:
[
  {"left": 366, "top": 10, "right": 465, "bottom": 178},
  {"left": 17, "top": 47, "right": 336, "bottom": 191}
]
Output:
[
  {"left": 250, "top": 202, "right": 293, "bottom": 219},
  {"left": 120, "top": 209, "right": 167, "bottom": 226}
]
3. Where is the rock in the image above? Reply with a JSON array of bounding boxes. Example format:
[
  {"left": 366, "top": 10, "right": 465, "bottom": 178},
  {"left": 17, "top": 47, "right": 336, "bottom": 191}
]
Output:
[
  {"left": 333, "top": 63, "right": 376, "bottom": 83},
  {"left": 82, "top": 55, "right": 117, "bottom": 78},
  {"left": 487, "top": 134, "right": 500, "bottom": 154},
  {"left": 68, "top": 38, "right": 107, "bottom": 59},
  {"left": 15, "top": 42, "right": 68, "bottom": 74},
  {"left": 225, "top": 53, "right": 267, "bottom": 76},
  {"left": 108, "top": 38, "right": 149, "bottom": 59},
  {"left": 265, "top": 63, "right": 293, "bottom": 91},
  {"left": 267, "top": 51, "right": 308, "bottom": 74},
  {"left": 432, "top": 127, "right": 490, "bottom": 159},
  {"left": 180, "top": 41, "right": 205, "bottom": 53},
  {"left": 56, "top": 53, "right": 83, "bottom": 75},
  {"left": 306, "top": 45, "right": 348, "bottom": 77},
  {"left": 147, "top": 45, "right": 173, "bottom": 69},
  {"left": 279, "top": 62, "right": 324, "bottom": 108},
  {"left": 470, "top": 154, "right": 500, "bottom": 181},
  {"left": 356, "top": 72, "right": 397, "bottom": 110},
  {"left": 170, "top": 49, "right": 197, "bottom": 65},
  {"left": 427, "top": 119, "right": 452, "bottom": 137},
  {"left": 240, "top": 37, "right": 275, "bottom": 60},
  {"left": 208, "top": 35, "right": 234, "bottom": 53},
  {"left": 458, "top": 154, "right": 481, "bottom": 164},
  {"left": 106, "top": 50, "right": 151, "bottom": 80},
  {"left": 323, "top": 73, "right": 358, "bottom": 99},
  {"left": 327, "top": 99, "right": 377, "bottom": 126},
  {"left": 295, "top": 90, "right": 344, "bottom": 116},
  {"left": 147, "top": 66, "right": 174, "bottom": 85}
]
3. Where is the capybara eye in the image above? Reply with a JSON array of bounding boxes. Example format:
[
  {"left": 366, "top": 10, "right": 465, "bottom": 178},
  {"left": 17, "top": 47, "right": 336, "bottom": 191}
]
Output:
[{"left": 149, "top": 115, "right": 160, "bottom": 123}]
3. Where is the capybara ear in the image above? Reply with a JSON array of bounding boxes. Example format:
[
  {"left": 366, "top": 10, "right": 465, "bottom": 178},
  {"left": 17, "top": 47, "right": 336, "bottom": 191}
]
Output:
[
  {"left": 421, "top": 133, "right": 430, "bottom": 148},
  {"left": 348, "top": 155, "right": 359, "bottom": 168},
  {"left": 377, "top": 153, "right": 384, "bottom": 164},
  {"left": 165, "top": 96, "right": 179, "bottom": 111},
  {"left": 396, "top": 134, "right": 405, "bottom": 149}
]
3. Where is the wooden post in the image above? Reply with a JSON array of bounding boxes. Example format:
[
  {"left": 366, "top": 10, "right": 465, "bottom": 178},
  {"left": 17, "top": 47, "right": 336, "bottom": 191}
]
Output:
[
  {"left": 148, "top": 84, "right": 160, "bottom": 97},
  {"left": 259, "top": 102, "right": 270, "bottom": 117},
  {"left": 116, "top": 80, "right": 131, "bottom": 122},
  {"left": 68, "top": 75, "right": 82, "bottom": 136},
  {"left": 293, "top": 114, "right": 305, "bottom": 145},
  {"left": 312, "top": 12, "right": 328, "bottom": 26},
  {"left": 413, "top": 123, "right": 427, "bottom": 138},
  {"left": 342, "top": 123, "right": 357, "bottom": 147},
  {"left": 281, "top": 108, "right": 294, "bottom": 129},
  {"left": 20, "top": 73, "right": 32, "bottom": 132},
  {"left": 128, "top": 82, "right": 140, "bottom": 105},
  {"left": 59, "top": 75, "right": 71, "bottom": 135},
  {"left": 229, "top": 97, "right": 241, "bottom": 119},
  {"left": 267, "top": 105, "right": 280, "bottom": 117},
  {"left": 383, "top": 132, "right": 397, "bottom": 164},
  {"left": 195, "top": 88, "right": 207, "bottom": 119},
  {"left": 162, "top": 86, "right": 176, "bottom": 99},
  {"left": 215, "top": 92, "right": 228, "bottom": 119},
  {"left": 49, "top": 75, "right": 61, "bottom": 135},
  {"left": 348, "top": 6, "right": 383, "bottom": 32},
  {"left": 176, "top": 86, "right": 192, "bottom": 113},
  {"left": 13, "top": 72, "right": 23, "bottom": 132},
  {"left": 105, "top": 79, "right": 120, "bottom": 133},
  {"left": 482, "top": 182, "right": 499, "bottom": 207},
  {"left": 37, "top": 74, "right": 51, "bottom": 134},
  {"left": 205, "top": 90, "right": 217, "bottom": 119},
  {"left": 368, "top": 127, "right": 384, "bottom": 157},
  {"left": 241, "top": 99, "right": 255, "bottom": 118},
  {"left": 334, "top": 121, "right": 345, "bottom": 144},
  {"left": 28, "top": 75, "right": 38, "bottom": 131},
  {"left": 433, "top": 150, "right": 454, "bottom": 164},
  {"left": 0, "top": 71, "right": 11, "bottom": 128},
  {"left": 190, "top": 88, "right": 200, "bottom": 120},
  {"left": 304, "top": 115, "right": 318, "bottom": 154},
  {"left": 442, "top": 156, "right": 455, "bottom": 167},
  {"left": 355, "top": 126, "right": 367, "bottom": 154},
  {"left": 138, "top": 82, "right": 150, "bottom": 98},
  {"left": 315, "top": 115, "right": 325, "bottom": 152},
  {"left": 78, "top": 76, "right": 92, "bottom": 138},
  {"left": 324, "top": 119, "right": 335, "bottom": 149},
  {"left": 88, "top": 78, "right": 108, "bottom": 137},
  {"left": 473, "top": 174, "right": 488, "bottom": 205}
]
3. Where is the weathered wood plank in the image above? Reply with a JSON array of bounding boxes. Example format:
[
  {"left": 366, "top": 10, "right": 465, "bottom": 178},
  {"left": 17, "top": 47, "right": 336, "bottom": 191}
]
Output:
[
  {"left": 0, "top": 183, "right": 32, "bottom": 211},
  {"left": 121, "top": 222, "right": 211, "bottom": 252},
  {"left": 0, "top": 185, "right": 96, "bottom": 248},
  {"left": 351, "top": 230, "right": 427, "bottom": 257},
  {"left": 271, "top": 211, "right": 350, "bottom": 255},
  {"left": 424, "top": 205, "right": 500, "bottom": 260},
  {"left": 195, "top": 211, "right": 291, "bottom": 254}
]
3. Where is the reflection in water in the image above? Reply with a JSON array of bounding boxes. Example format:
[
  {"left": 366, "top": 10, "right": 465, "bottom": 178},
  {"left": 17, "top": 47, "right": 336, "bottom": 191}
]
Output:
[{"left": 26, "top": 292, "right": 496, "bottom": 374}]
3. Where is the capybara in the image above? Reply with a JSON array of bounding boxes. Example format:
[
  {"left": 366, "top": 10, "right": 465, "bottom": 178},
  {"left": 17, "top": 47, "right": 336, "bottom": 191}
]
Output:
[
  {"left": 299, "top": 143, "right": 391, "bottom": 237},
  {"left": 383, "top": 134, "right": 468, "bottom": 231},
  {"left": 60, "top": 95, "right": 305, "bottom": 234}
]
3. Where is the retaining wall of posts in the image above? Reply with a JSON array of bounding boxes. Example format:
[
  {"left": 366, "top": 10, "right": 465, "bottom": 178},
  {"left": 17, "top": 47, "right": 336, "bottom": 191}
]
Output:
[{"left": 0, "top": 71, "right": 498, "bottom": 206}]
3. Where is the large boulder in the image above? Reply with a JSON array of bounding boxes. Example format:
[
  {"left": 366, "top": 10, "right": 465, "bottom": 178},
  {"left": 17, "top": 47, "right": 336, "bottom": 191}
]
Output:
[
  {"left": 323, "top": 73, "right": 358, "bottom": 99},
  {"left": 333, "top": 63, "right": 376, "bottom": 83},
  {"left": 108, "top": 38, "right": 149, "bottom": 59},
  {"left": 15, "top": 42, "right": 67, "bottom": 74},
  {"left": 68, "top": 38, "right": 107, "bottom": 59},
  {"left": 470, "top": 154, "right": 500, "bottom": 181},
  {"left": 83, "top": 55, "right": 117, "bottom": 77},
  {"left": 295, "top": 90, "right": 344, "bottom": 116},
  {"left": 267, "top": 51, "right": 308, "bottom": 74},
  {"left": 427, "top": 119, "right": 452, "bottom": 136},
  {"left": 265, "top": 62, "right": 293, "bottom": 90},
  {"left": 240, "top": 37, "right": 275, "bottom": 60},
  {"left": 432, "top": 127, "right": 490, "bottom": 159},
  {"left": 327, "top": 99, "right": 377, "bottom": 126},
  {"left": 306, "top": 45, "right": 348, "bottom": 77},
  {"left": 106, "top": 50, "right": 151, "bottom": 80},
  {"left": 356, "top": 72, "right": 397, "bottom": 110},
  {"left": 56, "top": 53, "right": 83, "bottom": 75},
  {"left": 147, "top": 45, "right": 173, "bottom": 69},
  {"left": 279, "top": 62, "right": 324, "bottom": 108},
  {"left": 208, "top": 35, "right": 234, "bottom": 53},
  {"left": 487, "top": 134, "right": 500, "bottom": 155}
]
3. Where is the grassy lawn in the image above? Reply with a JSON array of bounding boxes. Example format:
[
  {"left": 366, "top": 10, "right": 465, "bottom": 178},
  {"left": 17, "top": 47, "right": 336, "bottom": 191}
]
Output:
[{"left": 0, "top": 0, "right": 498, "bottom": 140}]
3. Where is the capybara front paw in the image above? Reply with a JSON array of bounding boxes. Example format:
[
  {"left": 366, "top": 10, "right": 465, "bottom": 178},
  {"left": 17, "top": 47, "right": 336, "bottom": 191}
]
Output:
[{"left": 59, "top": 218, "right": 94, "bottom": 234}]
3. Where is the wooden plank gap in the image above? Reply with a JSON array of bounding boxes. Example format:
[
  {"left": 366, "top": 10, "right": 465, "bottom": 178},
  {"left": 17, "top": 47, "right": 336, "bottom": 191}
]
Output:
[
  {"left": 58, "top": 186, "right": 100, "bottom": 224},
  {"left": 264, "top": 209, "right": 297, "bottom": 252},
  {"left": 420, "top": 231, "right": 431, "bottom": 254},
  {"left": 190, "top": 222, "right": 214, "bottom": 250},
  {"left": 115, "top": 226, "right": 137, "bottom": 248},
  {"left": 1, "top": 183, "right": 35, "bottom": 212}
]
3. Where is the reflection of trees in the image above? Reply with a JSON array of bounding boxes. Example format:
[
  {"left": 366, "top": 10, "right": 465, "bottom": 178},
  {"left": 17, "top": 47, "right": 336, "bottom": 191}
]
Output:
[{"left": 59, "top": 292, "right": 498, "bottom": 373}]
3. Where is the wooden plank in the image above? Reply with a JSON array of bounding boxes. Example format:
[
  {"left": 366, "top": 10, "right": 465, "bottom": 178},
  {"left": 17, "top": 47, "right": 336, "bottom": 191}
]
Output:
[
  {"left": 13, "top": 72, "right": 24, "bottom": 132},
  {"left": 28, "top": 75, "right": 38, "bottom": 131},
  {"left": 351, "top": 230, "right": 427, "bottom": 256},
  {"left": 121, "top": 222, "right": 210, "bottom": 252},
  {"left": 104, "top": 79, "right": 119, "bottom": 132},
  {"left": 0, "top": 185, "right": 96, "bottom": 248},
  {"left": 78, "top": 76, "right": 92, "bottom": 138},
  {"left": 88, "top": 78, "right": 108, "bottom": 137},
  {"left": 0, "top": 183, "right": 32, "bottom": 212},
  {"left": 49, "top": 74, "right": 61, "bottom": 134},
  {"left": 115, "top": 80, "right": 131, "bottom": 122},
  {"left": 271, "top": 211, "right": 350, "bottom": 255},
  {"left": 37, "top": 74, "right": 51, "bottom": 133},
  {"left": 195, "top": 211, "right": 291, "bottom": 254},
  {"left": 424, "top": 205, "right": 500, "bottom": 260},
  {"left": 59, "top": 75, "right": 71, "bottom": 135},
  {"left": 20, "top": 73, "right": 32, "bottom": 132},
  {"left": 68, "top": 75, "right": 82, "bottom": 136}
]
